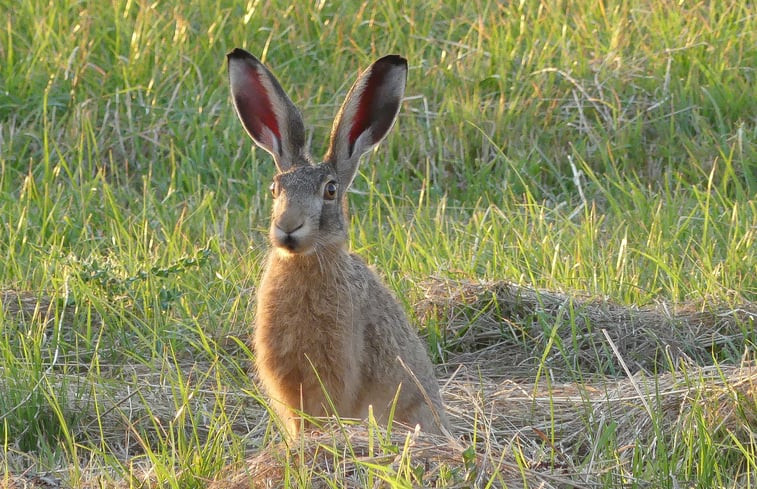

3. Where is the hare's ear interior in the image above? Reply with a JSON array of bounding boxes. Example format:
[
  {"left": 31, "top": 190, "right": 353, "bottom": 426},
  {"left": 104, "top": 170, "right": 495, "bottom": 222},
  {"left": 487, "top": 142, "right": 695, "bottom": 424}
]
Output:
[
  {"left": 227, "top": 48, "right": 306, "bottom": 172},
  {"left": 326, "top": 55, "right": 407, "bottom": 189}
]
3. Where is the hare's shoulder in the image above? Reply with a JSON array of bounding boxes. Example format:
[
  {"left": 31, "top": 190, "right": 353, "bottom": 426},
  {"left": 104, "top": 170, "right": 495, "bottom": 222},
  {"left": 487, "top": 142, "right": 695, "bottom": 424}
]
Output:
[
  {"left": 346, "top": 252, "right": 409, "bottom": 322},
  {"left": 345, "top": 252, "right": 394, "bottom": 293}
]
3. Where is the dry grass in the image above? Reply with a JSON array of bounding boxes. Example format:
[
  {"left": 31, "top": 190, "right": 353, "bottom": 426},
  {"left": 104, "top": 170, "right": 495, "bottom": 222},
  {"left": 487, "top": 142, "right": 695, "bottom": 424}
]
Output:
[
  {"left": 1, "top": 368, "right": 754, "bottom": 488},
  {"left": 201, "top": 361, "right": 755, "bottom": 488},
  {"left": 1, "top": 291, "right": 63, "bottom": 329},
  {"left": 2, "top": 280, "right": 755, "bottom": 487},
  {"left": 3, "top": 352, "right": 755, "bottom": 488},
  {"left": 0, "top": 290, "right": 103, "bottom": 341},
  {"left": 418, "top": 278, "right": 756, "bottom": 377}
]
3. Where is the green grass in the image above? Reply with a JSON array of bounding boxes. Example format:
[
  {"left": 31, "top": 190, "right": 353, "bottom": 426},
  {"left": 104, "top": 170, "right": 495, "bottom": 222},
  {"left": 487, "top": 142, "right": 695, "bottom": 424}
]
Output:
[{"left": 1, "top": 0, "right": 755, "bottom": 487}]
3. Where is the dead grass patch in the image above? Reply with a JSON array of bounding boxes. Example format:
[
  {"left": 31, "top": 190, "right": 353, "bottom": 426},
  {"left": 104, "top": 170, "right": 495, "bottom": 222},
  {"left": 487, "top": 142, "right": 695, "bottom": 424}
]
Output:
[
  {"left": 417, "top": 277, "right": 755, "bottom": 376},
  {"left": 3, "top": 353, "right": 754, "bottom": 488},
  {"left": 205, "top": 362, "right": 755, "bottom": 488},
  {"left": 2, "top": 281, "right": 755, "bottom": 487}
]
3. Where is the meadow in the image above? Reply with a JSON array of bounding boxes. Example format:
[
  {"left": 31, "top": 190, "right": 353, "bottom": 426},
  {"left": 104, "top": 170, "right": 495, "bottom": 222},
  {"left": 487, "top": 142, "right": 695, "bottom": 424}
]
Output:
[{"left": 0, "top": 0, "right": 755, "bottom": 487}]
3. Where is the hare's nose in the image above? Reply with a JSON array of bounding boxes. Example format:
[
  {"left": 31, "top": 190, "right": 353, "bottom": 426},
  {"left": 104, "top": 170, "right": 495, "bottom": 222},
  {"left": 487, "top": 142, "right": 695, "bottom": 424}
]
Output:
[
  {"left": 275, "top": 218, "right": 304, "bottom": 235},
  {"left": 277, "top": 222, "right": 303, "bottom": 235}
]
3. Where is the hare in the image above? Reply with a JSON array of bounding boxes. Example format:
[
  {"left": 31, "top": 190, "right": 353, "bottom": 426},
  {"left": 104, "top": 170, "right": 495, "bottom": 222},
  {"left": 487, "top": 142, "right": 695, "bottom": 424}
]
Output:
[{"left": 227, "top": 48, "right": 448, "bottom": 438}]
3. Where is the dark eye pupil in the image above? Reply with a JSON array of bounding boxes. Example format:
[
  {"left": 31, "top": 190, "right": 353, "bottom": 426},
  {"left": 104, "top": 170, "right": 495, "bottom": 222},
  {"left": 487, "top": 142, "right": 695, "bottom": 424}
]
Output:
[
  {"left": 269, "top": 182, "right": 277, "bottom": 196},
  {"left": 325, "top": 182, "right": 337, "bottom": 199}
]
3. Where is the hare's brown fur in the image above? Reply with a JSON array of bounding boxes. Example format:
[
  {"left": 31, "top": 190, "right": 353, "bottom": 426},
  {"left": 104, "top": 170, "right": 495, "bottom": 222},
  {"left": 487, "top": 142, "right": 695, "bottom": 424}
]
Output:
[
  {"left": 228, "top": 49, "right": 447, "bottom": 437},
  {"left": 256, "top": 248, "right": 446, "bottom": 435}
]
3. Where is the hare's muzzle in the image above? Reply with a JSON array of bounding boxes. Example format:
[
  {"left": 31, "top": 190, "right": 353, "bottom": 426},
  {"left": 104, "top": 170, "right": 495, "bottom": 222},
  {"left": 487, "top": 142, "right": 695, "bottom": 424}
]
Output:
[
  {"left": 273, "top": 223, "right": 301, "bottom": 250},
  {"left": 270, "top": 213, "right": 315, "bottom": 254}
]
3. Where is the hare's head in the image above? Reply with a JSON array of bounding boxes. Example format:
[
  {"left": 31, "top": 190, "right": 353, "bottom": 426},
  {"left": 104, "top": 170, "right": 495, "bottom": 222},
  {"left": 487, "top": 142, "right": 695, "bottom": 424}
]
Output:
[{"left": 227, "top": 49, "right": 407, "bottom": 256}]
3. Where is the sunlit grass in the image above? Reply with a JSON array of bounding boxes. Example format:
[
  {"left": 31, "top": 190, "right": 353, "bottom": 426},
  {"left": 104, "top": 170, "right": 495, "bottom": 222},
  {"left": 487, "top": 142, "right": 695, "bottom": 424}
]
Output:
[{"left": 1, "top": 0, "right": 755, "bottom": 487}]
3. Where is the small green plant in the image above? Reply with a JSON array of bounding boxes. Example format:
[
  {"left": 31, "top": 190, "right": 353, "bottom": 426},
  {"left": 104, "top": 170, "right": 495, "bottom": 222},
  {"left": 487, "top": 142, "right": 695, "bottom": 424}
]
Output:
[{"left": 76, "top": 247, "right": 212, "bottom": 310}]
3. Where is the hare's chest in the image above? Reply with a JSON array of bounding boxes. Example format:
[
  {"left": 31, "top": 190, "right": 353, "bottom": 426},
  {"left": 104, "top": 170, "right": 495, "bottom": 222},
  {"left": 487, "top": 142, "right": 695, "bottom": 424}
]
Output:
[{"left": 255, "top": 261, "right": 361, "bottom": 357}]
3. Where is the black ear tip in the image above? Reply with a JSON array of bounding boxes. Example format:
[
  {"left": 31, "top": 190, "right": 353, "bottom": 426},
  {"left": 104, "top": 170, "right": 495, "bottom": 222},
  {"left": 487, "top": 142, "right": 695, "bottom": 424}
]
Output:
[
  {"left": 377, "top": 54, "right": 407, "bottom": 68},
  {"left": 227, "top": 48, "right": 258, "bottom": 62}
]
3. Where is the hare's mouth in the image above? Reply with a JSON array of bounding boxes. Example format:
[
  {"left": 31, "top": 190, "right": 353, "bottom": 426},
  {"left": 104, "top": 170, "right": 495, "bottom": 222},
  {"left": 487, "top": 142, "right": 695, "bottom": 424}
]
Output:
[{"left": 277, "top": 235, "right": 308, "bottom": 253}]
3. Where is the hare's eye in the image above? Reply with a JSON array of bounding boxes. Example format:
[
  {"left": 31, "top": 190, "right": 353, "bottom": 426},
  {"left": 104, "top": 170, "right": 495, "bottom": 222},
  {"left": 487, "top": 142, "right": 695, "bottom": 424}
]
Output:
[
  {"left": 324, "top": 181, "right": 338, "bottom": 200},
  {"left": 269, "top": 181, "right": 279, "bottom": 198}
]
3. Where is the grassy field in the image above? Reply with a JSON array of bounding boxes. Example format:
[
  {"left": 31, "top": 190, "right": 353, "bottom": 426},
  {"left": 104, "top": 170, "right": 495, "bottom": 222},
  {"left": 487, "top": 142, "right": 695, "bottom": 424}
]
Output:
[{"left": 1, "top": 0, "right": 755, "bottom": 487}]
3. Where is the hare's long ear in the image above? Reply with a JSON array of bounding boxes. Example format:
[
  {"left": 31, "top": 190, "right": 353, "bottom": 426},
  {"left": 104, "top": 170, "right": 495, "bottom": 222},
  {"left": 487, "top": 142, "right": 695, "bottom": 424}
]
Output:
[
  {"left": 227, "top": 48, "right": 307, "bottom": 172},
  {"left": 325, "top": 55, "right": 407, "bottom": 189}
]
